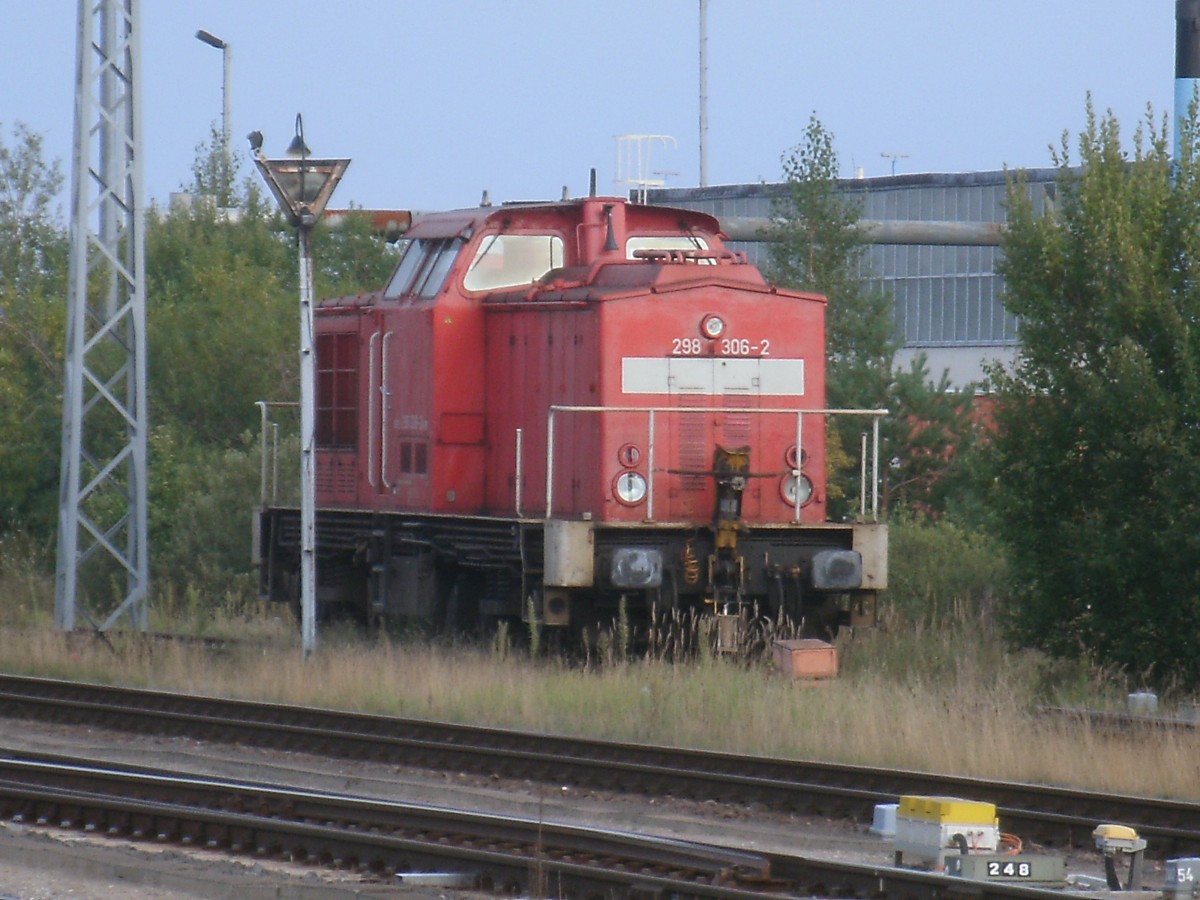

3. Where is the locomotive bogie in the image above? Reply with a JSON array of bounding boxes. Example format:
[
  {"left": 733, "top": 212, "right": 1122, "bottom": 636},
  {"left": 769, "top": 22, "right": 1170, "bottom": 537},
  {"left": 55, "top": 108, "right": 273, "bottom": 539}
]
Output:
[{"left": 257, "top": 509, "right": 885, "bottom": 634}]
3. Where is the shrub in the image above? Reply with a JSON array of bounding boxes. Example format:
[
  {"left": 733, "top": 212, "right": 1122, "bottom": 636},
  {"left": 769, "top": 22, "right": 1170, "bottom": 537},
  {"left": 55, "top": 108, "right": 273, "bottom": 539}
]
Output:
[
  {"left": 883, "top": 512, "right": 1006, "bottom": 625},
  {"left": 149, "top": 427, "right": 263, "bottom": 601}
]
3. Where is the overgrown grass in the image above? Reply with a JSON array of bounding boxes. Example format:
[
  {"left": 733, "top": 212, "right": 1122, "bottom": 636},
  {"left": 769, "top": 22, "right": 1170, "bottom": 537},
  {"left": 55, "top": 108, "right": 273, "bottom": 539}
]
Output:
[
  {"left": 0, "top": 532, "right": 54, "bottom": 628},
  {"left": 2, "top": 519, "right": 1197, "bottom": 801}
]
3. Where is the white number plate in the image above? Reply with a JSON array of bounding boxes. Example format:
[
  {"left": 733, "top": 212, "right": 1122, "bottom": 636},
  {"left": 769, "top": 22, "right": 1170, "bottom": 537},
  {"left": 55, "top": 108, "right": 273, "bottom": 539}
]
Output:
[
  {"left": 671, "top": 337, "right": 770, "bottom": 356},
  {"left": 987, "top": 861, "right": 1033, "bottom": 878}
]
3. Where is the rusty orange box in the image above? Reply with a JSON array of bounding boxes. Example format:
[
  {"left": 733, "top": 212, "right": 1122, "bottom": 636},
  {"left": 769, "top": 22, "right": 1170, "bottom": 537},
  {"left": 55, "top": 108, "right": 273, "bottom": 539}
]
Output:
[{"left": 773, "top": 639, "right": 838, "bottom": 680}]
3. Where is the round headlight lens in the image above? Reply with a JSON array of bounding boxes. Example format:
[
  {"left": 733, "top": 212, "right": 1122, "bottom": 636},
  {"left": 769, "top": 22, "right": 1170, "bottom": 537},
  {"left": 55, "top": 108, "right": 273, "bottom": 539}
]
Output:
[
  {"left": 614, "top": 471, "right": 648, "bottom": 505},
  {"left": 617, "top": 443, "right": 641, "bottom": 467},
  {"left": 700, "top": 314, "right": 725, "bottom": 339},
  {"left": 780, "top": 473, "right": 814, "bottom": 507}
]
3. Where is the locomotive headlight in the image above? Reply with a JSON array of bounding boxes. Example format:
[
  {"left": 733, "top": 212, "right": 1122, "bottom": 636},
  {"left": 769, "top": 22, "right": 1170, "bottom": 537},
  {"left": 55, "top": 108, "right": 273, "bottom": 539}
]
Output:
[
  {"left": 617, "top": 443, "right": 642, "bottom": 467},
  {"left": 784, "top": 445, "right": 808, "bottom": 468},
  {"left": 811, "top": 549, "right": 863, "bottom": 590},
  {"left": 700, "top": 314, "right": 725, "bottom": 339},
  {"left": 611, "top": 547, "right": 663, "bottom": 588},
  {"left": 613, "top": 471, "right": 648, "bottom": 505},
  {"left": 780, "top": 472, "right": 814, "bottom": 506}
]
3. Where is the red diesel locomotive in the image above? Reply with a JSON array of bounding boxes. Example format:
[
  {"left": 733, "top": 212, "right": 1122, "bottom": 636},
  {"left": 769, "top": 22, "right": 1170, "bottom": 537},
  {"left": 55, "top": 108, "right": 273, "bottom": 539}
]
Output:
[{"left": 255, "top": 192, "right": 887, "bottom": 642}]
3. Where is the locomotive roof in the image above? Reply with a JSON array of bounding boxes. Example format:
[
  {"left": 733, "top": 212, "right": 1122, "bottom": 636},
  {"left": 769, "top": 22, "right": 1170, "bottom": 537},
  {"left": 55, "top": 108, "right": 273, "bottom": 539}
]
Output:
[
  {"left": 316, "top": 195, "right": 827, "bottom": 311},
  {"left": 404, "top": 196, "right": 724, "bottom": 239}
]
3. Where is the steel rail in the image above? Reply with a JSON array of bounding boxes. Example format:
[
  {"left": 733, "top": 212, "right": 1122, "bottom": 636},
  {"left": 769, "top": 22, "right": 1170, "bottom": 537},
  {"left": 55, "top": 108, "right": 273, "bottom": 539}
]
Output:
[
  {"left": 0, "top": 752, "right": 769, "bottom": 897},
  {"left": 1040, "top": 705, "right": 1200, "bottom": 733},
  {"left": 0, "top": 674, "right": 1197, "bottom": 856},
  {"left": 0, "top": 750, "right": 1087, "bottom": 900}
]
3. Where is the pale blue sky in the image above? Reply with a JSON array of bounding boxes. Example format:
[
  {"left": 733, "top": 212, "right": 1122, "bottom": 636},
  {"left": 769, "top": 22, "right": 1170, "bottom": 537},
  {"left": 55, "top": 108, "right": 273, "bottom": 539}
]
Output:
[{"left": 4, "top": 2, "right": 1175, "bottom": 214}]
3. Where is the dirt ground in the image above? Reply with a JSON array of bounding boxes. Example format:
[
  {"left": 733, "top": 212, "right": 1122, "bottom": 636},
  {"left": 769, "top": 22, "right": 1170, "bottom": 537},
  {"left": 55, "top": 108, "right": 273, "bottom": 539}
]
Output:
[{"left": 0, "top": 718, "right": 1149, "bottom": 899}]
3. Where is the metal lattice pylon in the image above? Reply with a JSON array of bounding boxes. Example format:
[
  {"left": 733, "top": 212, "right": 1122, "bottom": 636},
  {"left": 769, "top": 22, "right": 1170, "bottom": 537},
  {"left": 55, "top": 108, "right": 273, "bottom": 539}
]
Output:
[{"left": 55, "top": 0, "right": 149, "bottom": 632}]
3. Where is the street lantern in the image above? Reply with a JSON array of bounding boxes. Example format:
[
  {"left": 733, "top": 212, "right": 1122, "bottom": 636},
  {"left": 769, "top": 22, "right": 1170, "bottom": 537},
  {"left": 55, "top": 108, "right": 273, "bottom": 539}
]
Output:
[{"left": 250, "top": 114, "right": 350, "bottom": 657}]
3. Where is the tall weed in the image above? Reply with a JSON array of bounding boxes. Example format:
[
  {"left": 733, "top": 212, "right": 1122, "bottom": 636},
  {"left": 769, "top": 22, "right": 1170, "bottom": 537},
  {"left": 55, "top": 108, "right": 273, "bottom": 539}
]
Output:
[
  {"left": 0, "top": 604, "right": 1197, "bottom": 799},
  {"left": 7, "top": 497, "right": 1198, "bottom": 800},
  {"left": 0, "top": 532, "right": 54, "bottom": 627}
]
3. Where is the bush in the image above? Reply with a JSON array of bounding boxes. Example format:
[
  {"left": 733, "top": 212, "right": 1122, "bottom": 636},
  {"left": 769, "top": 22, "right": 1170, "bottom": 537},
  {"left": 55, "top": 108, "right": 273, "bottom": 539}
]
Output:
[
  {"left": 883, "top": 513, "right": 1006, "bottom": 625},
  {"left": 149, "top": 427, "right": 264, "bottom": 600}
]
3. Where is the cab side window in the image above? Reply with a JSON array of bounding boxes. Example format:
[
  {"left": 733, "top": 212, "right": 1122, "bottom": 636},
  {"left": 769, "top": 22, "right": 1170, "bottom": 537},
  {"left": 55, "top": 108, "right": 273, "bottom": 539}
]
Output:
[{"left": 463, "top": 234, "right": 564, "bottom": 292}]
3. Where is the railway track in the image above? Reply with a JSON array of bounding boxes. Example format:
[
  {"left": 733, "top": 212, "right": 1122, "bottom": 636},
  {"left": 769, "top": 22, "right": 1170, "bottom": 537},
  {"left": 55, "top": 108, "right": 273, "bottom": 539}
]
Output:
[
  {"left": 0, "top": 751, "right": 772, "bottom": 897},
  {"left": 1040, "top": 704, "right": 1200, "bottom": 733},
  {"left": 0, "top": 750, "right": 1096, "bottom": 900},
  {"left": 0, "top": 673, "right": 1196, "bottom": 859}
]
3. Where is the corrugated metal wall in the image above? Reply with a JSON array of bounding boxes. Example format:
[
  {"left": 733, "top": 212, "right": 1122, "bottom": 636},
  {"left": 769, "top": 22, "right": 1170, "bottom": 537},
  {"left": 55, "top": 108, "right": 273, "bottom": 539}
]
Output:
[{"left": 647, "top": 169, "right": 1057, "bottom": 354}]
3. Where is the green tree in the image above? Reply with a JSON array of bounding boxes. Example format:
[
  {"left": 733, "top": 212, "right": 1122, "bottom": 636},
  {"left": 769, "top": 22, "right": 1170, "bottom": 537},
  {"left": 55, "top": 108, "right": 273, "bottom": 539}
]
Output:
[
  {"left": 148, "top": 133, "right": 398, "bottom": 448},
  {"left": 887, "top": 357, "right": 980, "bottom": 516},
  {"left": 0, "top": 122, "right": 68, "bottom": 536},
  {"left": 314, "top": 207, "right": 402, "bottom": 296},
  {"left": 991, "top": 99, "right": 1200, "bottom": 688},
  {"left": 765, "top": 116, "right": 895, "bottom": 407},
  {"left": 766, "top": 115, "right": 977, "bottom": 517},
  {"left": 0, "top": 121, "right": 399, "bottom": 591},
  {"left": 146, "top": 198, "right": 296, "bottom": 445},
  {"left": 143, "top": 134, "right": 398, "bottom": 591},
  {"left": 189, "top": 124, "right": 240, "bottom": 210}
]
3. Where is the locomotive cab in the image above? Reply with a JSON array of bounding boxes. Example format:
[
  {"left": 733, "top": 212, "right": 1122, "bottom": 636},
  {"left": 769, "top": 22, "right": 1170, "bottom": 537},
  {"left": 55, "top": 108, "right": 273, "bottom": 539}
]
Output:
[{"left": 257, "top": 193, "right": 887, "bottom": 643}]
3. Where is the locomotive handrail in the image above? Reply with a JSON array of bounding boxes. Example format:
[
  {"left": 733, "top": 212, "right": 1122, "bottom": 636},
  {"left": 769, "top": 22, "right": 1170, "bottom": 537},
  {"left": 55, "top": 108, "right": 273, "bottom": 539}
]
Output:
[
  {"left": 380, "top": 330, "right": 395, "bottom": 490},
  {"left": 630, "top": 248, "right": 746, "bottom": 265},
  {"left": 367, "top": 331, "right": 381, "bottom": 489},
  {"left": 514, "top": 427, "right": 524, "bottom": 517},
  {"left": 255, "top": 400, "right": 299, "bottom": 505},
  {"left": 545, "top": 404, "right": 887, "bottom": 524}
]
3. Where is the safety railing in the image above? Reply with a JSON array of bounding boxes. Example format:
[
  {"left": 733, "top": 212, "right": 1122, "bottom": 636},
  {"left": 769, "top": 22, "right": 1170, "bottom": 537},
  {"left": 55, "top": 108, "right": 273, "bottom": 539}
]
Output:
[{"left": 543, "top": 404, "right": 887, "bottom": 523}]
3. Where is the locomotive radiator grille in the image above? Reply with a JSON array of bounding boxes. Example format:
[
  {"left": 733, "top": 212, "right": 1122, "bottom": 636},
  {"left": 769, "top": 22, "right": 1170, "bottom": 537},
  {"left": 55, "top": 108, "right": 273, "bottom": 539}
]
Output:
[
  {"left": 316, "top": 454, "right": 357, "bottom": 497},
  {"left": 720, "top": 388, "right": 753, "bottom": 446},
  {"left": 676, "top": 391, "right": 708, "bottom": 492}
]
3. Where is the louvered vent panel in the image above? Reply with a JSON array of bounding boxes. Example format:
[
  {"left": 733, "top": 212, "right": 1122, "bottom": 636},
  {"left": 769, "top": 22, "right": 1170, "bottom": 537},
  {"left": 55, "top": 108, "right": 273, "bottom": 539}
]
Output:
[{"left": 677, "top": 392, "right": 708, "bottom": 492}]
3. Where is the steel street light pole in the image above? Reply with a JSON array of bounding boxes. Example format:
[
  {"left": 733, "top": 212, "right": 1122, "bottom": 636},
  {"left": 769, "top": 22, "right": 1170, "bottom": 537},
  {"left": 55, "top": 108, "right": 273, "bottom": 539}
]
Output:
[
  {"left": 195, "top": 29, "right": 231, "bottom": 153},
  {"left": 250, "top": 116, "right": 350, "bottom": 657},
  {"left": 296, "top": 190, "right": 317, "bottom": 659}
]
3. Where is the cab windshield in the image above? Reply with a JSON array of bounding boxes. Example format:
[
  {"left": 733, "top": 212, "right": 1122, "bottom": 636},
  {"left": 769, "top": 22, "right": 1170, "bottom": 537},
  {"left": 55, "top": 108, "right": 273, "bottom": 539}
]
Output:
[{"left": 384, "top": 237, "right": 464, "bottom": 299}]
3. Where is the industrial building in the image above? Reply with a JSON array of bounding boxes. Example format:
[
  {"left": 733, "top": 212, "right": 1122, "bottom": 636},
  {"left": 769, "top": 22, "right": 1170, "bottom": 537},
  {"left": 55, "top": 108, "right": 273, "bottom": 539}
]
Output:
[{"left": 647, "top": 168, "right": 1059, "bottom": 388}]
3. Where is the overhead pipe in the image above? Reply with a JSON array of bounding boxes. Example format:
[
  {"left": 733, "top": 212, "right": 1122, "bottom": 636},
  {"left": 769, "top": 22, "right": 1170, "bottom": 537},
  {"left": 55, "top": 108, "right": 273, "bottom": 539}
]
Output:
[
  {"left": 320, "top": 209, "right": 1004, "bottom": 248},
  {"left": 719, "top": 216, "right": 1004, "bottom": 247},
  {"left": 323, "top": 208, "right": 412, "bottom": 242}
]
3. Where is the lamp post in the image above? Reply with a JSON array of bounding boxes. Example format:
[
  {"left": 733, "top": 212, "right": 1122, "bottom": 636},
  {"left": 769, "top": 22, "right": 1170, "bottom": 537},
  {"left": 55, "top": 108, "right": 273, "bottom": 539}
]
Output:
[
  {"left": 194, "top": 29, "right": 231, "bottom": 153},
  {"left": 881, "top": 151, "right": 909, "bottom": 176},
  {"left": 250, "top": 115, "right": 350, "bottom": 657}
]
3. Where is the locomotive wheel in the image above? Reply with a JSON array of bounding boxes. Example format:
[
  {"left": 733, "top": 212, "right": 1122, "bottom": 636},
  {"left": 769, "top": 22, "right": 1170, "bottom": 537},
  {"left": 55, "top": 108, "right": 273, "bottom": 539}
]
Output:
[
  {"left": 438, "top": 568, "right": 483, "bottom": 636},
  {"left": 450, "top": 570, "right": 491, "bottom": 637},
  {"left": 656, "top": 569, "right": 681, "bottom": 613},
  {"left": 767, "top": 574, "right": 805, "bottom": 625},
  {"left": 440, "top": 575, "right": 462, "bottom": 634},
  {"left": 798, "top": 595, "right": 844, "bottom": 640},
  {"left": 288, "top": 592, "right": 320, "bottom": 628},
  {"left": 766, "top": 575, "right": 785, "bottom": 618},
  {"left": 282, "top": 566, "right": 334, "bottom": 626}
]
